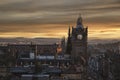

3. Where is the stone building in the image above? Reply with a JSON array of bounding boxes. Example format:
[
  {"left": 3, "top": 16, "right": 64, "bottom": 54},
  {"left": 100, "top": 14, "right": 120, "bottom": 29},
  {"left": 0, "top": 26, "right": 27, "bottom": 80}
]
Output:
[
  {"left": 66, "top": 15, "right": 88, "bottom": 64},
  {"left": 66, "top": 16, "right": 88, "bottom": 80}
]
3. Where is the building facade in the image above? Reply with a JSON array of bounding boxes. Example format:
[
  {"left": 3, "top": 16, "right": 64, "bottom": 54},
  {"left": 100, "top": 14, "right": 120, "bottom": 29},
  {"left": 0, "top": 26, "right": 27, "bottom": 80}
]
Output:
[{"left": 66, "top": 16, "right": 88, "bottom": 64}]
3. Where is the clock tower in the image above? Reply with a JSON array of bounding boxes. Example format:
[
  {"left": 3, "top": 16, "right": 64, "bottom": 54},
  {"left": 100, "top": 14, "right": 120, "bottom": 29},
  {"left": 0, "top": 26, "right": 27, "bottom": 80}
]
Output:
[{"left": 71, "top": 16, "right": 88, "bottom": 64}]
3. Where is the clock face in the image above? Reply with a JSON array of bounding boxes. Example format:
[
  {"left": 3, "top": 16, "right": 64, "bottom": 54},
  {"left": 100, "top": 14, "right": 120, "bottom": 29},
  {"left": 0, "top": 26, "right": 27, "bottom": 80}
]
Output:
[{"left": 77, "top": 34, "right": 83, "bottom": 40}]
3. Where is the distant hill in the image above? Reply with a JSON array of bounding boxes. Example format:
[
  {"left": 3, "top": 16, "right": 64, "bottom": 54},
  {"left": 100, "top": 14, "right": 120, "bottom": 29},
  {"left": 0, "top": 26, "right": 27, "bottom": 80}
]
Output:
[
  {"left": 0, "top": 37, "right": 119, "bottom": 45},
  {"left": 88, "top": 39, "right": 120, "bottom": 44},
  {"left": 0, "top": 37, "right": 61, "bottom": 45}
]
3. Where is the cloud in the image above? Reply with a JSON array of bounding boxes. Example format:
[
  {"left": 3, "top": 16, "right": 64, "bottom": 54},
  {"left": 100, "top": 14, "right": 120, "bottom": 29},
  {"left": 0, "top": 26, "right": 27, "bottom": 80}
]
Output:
[
  {"left": 0, "top": 0, "right": 119, "bottom": 38},
  {"left": 0, "top": 0, "right": 119, "bottom": 23},
  {"left": 0, "top": 24, "right": 68, "bottom": 33}
]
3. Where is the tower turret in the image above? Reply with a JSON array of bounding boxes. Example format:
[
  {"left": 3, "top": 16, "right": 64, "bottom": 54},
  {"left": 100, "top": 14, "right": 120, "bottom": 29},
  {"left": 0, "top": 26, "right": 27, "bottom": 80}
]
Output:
[{"left": 66, "top": 26, "right": 72, "bottom": 55}]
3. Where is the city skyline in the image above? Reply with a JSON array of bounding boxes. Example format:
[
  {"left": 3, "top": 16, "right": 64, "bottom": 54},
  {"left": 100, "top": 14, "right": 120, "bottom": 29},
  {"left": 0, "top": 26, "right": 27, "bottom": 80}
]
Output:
[{"left": 0, "top": 0, "right": 120, "bottom": 39}]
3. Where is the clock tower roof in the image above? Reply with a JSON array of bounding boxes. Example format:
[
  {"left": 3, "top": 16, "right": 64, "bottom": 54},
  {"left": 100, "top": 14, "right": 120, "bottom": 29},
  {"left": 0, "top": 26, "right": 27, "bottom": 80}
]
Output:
[{"left": 76, "top": 15, "right": 84, "bottom": 29}]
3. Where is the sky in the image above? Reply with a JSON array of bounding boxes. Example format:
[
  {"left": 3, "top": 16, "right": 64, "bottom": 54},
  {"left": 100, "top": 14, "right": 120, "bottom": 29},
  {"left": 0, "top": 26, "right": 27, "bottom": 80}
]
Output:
[{"left": 0, "top": 0, "right": 120, "bottom": 40}]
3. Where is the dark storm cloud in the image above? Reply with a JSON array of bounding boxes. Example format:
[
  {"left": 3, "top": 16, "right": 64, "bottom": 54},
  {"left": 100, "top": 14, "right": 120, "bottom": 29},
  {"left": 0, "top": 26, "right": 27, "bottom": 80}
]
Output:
[{"left": 0, "top": 0, "right": 120, "bottom": 33}]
